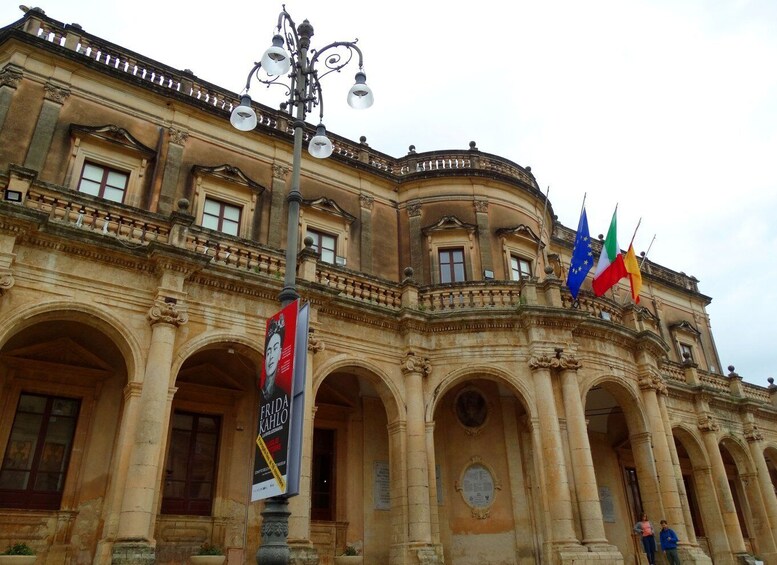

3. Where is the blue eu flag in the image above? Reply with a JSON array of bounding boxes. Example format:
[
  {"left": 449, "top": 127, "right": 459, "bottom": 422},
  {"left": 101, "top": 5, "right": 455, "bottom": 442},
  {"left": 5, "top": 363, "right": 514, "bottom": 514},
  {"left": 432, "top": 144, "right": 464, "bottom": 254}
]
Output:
[{"left": 567, "top": 208, "right": 593, "bottom": 299}]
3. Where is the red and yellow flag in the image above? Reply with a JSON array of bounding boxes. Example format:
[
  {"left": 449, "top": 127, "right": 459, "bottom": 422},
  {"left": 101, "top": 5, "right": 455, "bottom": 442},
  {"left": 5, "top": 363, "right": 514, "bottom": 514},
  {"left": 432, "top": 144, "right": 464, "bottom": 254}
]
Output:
[{"left": 624, "top": 244, "right": 642, "bottom": 303}]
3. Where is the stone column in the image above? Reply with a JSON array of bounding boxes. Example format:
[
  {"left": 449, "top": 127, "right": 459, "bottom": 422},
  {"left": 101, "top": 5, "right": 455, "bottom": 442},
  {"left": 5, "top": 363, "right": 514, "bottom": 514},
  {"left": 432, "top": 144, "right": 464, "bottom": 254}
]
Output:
[
  {"left": 401, "top": 352, "right": 433, "bottom": 545},
  {"left": 558, "top": 354, "right": 617, "bottom": 552},
  {"left": 425, "top": 421, "right": 441, "bottom": 545},
  {"left": 473, "top": 199, "right": 493, "bottom": 276},
  {"left": 0, "top": 65, "right": 23, "bottom": 137},
  {"left": 638, "top": 372, "right": 688, "bottom": 538},
  {"left": 288, "top": 329, "right": 324, "bottom": 565},
  {"left": 268, "top": 163, "right": 289, "bottom": 249},
  {"left": 740, "top": 470, "right": 777, "bottom": 558},
  {"left": 156, "top": 128, "right": 188, "bottom": 215},
  {"left": 691, "top": 465, "right": 732, "bottom": 564},
  {"left": 407, "top": 200, "right": 424, "bottom": 283},
  {"left": 112, "top": 298, "right": 187, "bottom": 564},
  {"left": 744, "top": 419, "right": 777, "bottom": 556},
  {"left": 359, "top": 194, "right": 374, "bottom": 274},
  {"left": 528, "top": 354, "right": 580, "bottom": 550},
  {"left": 699, "top": 414, "right": 748, "bottom": 555},
  {"left": 387, "top": 420, "right": 409, "bottom": 564},
  {"left": 24, "top": 82, "right": 70, "bottom": 172}
]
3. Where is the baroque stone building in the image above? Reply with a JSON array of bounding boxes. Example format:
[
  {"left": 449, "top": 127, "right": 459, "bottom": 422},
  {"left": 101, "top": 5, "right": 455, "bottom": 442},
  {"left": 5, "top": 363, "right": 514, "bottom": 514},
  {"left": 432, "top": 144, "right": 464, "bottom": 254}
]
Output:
[{"left": 1, "top": 8, "right": 776, "bottom": 565}]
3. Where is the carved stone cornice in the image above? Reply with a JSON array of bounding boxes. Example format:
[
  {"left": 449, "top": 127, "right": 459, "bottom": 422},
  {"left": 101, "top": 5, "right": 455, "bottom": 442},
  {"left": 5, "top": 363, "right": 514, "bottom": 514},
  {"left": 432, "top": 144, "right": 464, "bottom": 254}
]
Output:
[
  {"left": 44, "top": 82, "right": 70, "bottom": 104},
  {"left": 0, "top": 66, "right": 23, "bottom": 89},
  {"left": 147, "top": 300, "right": 188, "bottom": 327},
  {"left": 168, "top": 127, "right": 189, "bottom": 146},
  {"left": 359, "top": 194, "right": 374, "bottom": 211},
  {"left": 401, "top": 351, "right": 431, "bottom": 377},
  {"left": 407, "top": 200, "right": 422, "bottom": 218},
  {"left": 272, "top": 163, "right": 290, "bottom": 180},
  {"left": 697, "top": 414, "right": 720, "bottom": 433}
]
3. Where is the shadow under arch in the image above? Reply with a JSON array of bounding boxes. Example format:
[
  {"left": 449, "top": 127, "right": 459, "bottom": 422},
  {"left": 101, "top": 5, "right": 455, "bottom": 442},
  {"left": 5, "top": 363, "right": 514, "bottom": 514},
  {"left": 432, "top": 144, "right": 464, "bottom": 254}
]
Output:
[
  {"left": 0, "top": 298, "right": 141, "bottom": 381},
  {"left": 672, "top": 423, "right": 711, "bottom": 468},
  {"left": 582, "top": 373, "right": 650, "bottom": 435},
  {"left": 313, "top": 354, "right": 402, "bottom": 423},
  {"left": 720, "top": 434, "right": 757, "bottom": 475},
  {"left": 426, "top": 364, "right": 535, "bottom": 422},
  {"left": 170, "top": 330, "right": 263, "bottom": 381}
]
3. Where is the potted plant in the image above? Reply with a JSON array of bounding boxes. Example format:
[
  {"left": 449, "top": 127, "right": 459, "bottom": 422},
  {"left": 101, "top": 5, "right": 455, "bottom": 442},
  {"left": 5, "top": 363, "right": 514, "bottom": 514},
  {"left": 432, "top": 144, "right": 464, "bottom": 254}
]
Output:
[
  {"left": 334, "top": 544, "right": 362, "bottom": 565},
  {"left": 0, "top": 543, "right": 36, "bottom": 565},
  {"left": 190, "top": 543, "right": 225, "bottom": 565}
]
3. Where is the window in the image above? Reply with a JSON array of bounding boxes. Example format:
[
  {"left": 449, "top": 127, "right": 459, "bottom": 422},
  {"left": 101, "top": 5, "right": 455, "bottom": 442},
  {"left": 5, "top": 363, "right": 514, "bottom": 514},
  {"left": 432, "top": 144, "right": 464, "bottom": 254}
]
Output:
[
  {"left": 439, "top": 248, "right": 466, "bottom": 283},
  {"left": 202, "top": 197, "right": 241, "bottom": 237},
  {"left": 510, "top": 255, "right": 532, "bottom": 281},
  {"left": 307, "top": 229, "right": 337, "bottom": 264},
  {"left": 311, "top": 428, "right": 336, "bottom": 521},
  {"left": 162, "top": 411, "right": 220, "bottom": 516},
  {"left": 77, "top": 161, "right": 129, "bottom": 203},
  {"left": 679, "top": 343, "right": 694, "bottom": 363},
  {"left": 0, "top": 393, "right": 80, "bottom": 510}
]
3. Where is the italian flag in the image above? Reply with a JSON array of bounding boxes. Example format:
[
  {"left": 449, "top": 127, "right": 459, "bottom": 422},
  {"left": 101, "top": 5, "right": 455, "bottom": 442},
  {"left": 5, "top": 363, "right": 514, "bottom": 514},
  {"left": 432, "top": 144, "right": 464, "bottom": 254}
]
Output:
[{"left": 592, "top": 209, "right": 627, "bottom": 296}]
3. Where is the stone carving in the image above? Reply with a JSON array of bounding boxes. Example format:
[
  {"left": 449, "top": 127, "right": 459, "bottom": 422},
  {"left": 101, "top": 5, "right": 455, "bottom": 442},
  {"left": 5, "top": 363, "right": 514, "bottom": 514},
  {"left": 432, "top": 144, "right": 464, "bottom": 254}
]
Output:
[
  {"left": 272, "top": 163, "right": 290, "bottom": 180},
  {"left": 407, "top": 200, "right": 422, "bottom": 218},
  {"left": 744, "top": 421, "right": 763, "bottom": 442},
  {"left": 401, "top": 351, "right": 431, "bottom": 376},
  {"left": 308, "top": 329, "right": 325, "bottom": 353},
  {"left": 528, "top": 350, "right": 581, "bottom": 371},
  {"left": 638, "top": 371, "right": 667, "bottom": 394},
  {"left": 359, "top": 194, "right": 374, "bottom": 210},
  {"left": 44, "top": 82, "right": 70, "bottom": 104},
  {"left": 147, "top": 300, "right": 188, "bottom": 327},
  {"left": 0, "top": 66, "right": 23, "bottom": 89},
  {"left": 289, "top": 546, "right": 318, "bottom": 565},
  {"left": 168, "top": 127, "right": 189, "bottom": 145},
  {"left": 697, "top": 414, "right": 720, "bottom": 433},
  {"left": 473, "top": 199, "right": 489, "bottom": 213},
  {"left": 0, "top": 273, "right": 14, "bottom": 294},
  {"left": 416, "top": 546, "right": 442, "bottom": 565}
]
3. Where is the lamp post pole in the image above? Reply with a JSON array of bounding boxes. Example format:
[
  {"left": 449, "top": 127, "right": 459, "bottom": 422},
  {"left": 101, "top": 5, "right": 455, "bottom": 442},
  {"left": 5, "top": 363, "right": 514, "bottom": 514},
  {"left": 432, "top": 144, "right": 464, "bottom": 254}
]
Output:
[{"left": 229, "top": 8, "right": 373, "bottom": 565}]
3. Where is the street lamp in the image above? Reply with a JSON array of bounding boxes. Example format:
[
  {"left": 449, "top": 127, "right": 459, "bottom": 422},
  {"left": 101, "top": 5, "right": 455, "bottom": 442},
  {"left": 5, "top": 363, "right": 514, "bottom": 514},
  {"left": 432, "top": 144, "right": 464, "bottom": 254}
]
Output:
[{"left": 229, "top": 7, "right": 373, "bottom": 565}]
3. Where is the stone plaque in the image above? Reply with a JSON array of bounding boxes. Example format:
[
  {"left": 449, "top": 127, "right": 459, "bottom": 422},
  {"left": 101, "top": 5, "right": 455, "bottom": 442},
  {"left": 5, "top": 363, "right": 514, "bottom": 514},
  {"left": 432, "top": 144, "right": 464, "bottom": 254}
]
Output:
[
  {"left": 373, "top": 461, "right": 390, "bottom": 510},
  {"left": 461, "top": 463, "right": 494, "bottom": 508},
  {"left": 599, "top": 485, "right": 615, "bottom": 522}
]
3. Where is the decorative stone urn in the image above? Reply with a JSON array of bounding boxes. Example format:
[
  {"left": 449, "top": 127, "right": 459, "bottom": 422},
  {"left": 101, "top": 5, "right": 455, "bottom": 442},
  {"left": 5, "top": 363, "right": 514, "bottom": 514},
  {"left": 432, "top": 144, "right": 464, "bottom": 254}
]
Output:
[
  {"left": 190, "top": 556, "right": 225, "bottom": 565},
  {"left": 0, "top": 557, "right": 37, "bottom": 565}
]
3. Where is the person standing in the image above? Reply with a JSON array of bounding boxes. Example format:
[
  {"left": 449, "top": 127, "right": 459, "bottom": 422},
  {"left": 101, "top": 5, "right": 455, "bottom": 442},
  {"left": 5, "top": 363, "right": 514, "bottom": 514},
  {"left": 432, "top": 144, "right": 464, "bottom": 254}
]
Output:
[
  {"left": 659, "top": 519, "right": 681, "bottom": 565},
  {"left": 633, "top": 513, "right": 657, "bottom": 565}
]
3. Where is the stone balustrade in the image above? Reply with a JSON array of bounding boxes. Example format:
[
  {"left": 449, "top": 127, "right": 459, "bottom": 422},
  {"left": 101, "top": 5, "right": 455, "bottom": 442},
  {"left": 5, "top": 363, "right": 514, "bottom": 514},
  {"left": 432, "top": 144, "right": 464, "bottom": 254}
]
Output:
[{"left": 418, "top": 282, "right": 522, "bottom": 312}]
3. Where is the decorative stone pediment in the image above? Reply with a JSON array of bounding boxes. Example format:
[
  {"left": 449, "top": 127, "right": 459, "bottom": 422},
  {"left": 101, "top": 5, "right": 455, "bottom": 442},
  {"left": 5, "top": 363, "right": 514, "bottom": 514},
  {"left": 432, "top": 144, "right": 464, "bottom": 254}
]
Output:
[
  {"left": 302, "top": 197, "right": 356, "bottom": 224},
  {"left": 496, "top": 224, "right": 544, "bottom": 248},
  {"left": 669, "top": 320, "right": 701, "bottom": 336},
  {"left": 70, "top": 124, "right": 156, "bottom": 157},
  {"left": 422, "top": 215, "right": 476, "bottom": 236},
  {"left": 191, "top": 164, "right": 265, "bottom": 194}
]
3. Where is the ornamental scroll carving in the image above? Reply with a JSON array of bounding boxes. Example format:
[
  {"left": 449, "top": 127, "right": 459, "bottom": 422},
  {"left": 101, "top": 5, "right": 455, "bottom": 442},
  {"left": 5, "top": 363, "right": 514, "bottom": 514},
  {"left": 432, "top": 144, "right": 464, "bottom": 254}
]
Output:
[
  {"left": 0, "top": 66, "right": 22, "bottom": 89},
  {"left": 359, "top": 194, "right": 374, "bottom": 210},
  {"left": 407, "top": 200, "right": 422, "bottom": 218},
  {"left": 0, "top": 273, "right": 14, "bottom": 294},
  {"left": 272, "top": 163, "right": 290, "bottom": 180},
  {"left": 168, "top": 127, "right": 189, "bottom": 146},
  {"left": 401, "top": 351, "right": 431, "bottom": 377},
  {"left": 44, "top": 82, "right": 70, "bottom": 104},
  {"left": 638, "top": 371, "right": 668, "bottom": 394},
  {"left": 528, "top": 351, "right": 581, "bottom": 372},
  {"left": 744, "top": 421, "right": 764, "bottom": 442},
  {"left": 697, "top": 414, "right": 720, "bottom": 433},
  {"left": 147, "top": 300, "right": 188, "bottom": 327},
  {"left": 473, "top": 199, "right": 489, "bottom": 213}
]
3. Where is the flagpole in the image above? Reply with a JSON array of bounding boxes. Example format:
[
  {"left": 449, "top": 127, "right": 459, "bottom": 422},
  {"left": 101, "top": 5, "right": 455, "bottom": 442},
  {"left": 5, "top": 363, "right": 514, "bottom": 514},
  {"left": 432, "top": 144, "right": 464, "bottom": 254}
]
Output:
[
  {"left": 639, "top": 234, "right": 656, "bottom": 268},
  {"left": 533, "top": 186, "right": 550, "bottom": 277},
  {"left": 628, "top": 218, "right": 642, "bottom": 248},
  {"left": 565, "top": 192, "right": 587, "bottom": 280}
]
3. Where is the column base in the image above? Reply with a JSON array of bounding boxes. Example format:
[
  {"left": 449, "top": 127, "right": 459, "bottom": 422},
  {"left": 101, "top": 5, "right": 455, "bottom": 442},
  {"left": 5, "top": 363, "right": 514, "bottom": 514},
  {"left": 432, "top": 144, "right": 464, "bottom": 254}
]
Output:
[
  {"left": 675, "top": 545, "right": 713, "bottom": 565},
  {"left": 390, "top": 542, "right": 443, "bottom": 565},
  {"left": 111, "top": 541, "right": 155, "bottom": 565}
]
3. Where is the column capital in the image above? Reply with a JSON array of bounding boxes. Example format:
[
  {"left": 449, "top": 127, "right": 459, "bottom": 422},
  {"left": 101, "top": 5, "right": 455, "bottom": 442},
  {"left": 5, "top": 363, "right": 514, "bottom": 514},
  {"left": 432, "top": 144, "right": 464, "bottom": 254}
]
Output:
[
  {"left": 529, "top": 349, "right": 580, "bottom": 371},
  {"left": 44, "top": 81, "right": 70, "bottom": 104},
  {"left": 529, "top": 354, "right": 554, "bottom": 371},
  {"left": 0, "top": 65, "right": 23, "bottom": 89},
  {"left": 272, "top": 162, "right": 290, "bottom": 180},
  {"left": 638, "top": 370, "right": 667, "bottom": 394},
  {"left": 407, "top": 199, "right": 422, "bottom": 218},
  {"left": 697, "top": 413, "right": 720, "bottom": 433},
  {"left": 359, "top": 194, "right": 374, "bottom": 210},
  {"left": 401, "top": 351, "right": 431, "bottom": 377},
  {"left": 168, "top": 127, "right": 189, "bottom": 146},
  {"left": 148, "top": 299, "right": 188, "bottom": 327},
  {"left": 744, "top": 421, "right": 764, "bottom": 442},
  {"left": 473, "top": 198, "right": 489, "bottom": 213}
]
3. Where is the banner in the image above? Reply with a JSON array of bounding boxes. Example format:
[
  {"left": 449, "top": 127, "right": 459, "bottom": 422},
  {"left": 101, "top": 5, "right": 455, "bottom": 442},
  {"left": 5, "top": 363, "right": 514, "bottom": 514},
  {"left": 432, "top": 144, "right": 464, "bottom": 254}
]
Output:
[{"left": 252, "top": 299, "right": 307, "bottom": 501}]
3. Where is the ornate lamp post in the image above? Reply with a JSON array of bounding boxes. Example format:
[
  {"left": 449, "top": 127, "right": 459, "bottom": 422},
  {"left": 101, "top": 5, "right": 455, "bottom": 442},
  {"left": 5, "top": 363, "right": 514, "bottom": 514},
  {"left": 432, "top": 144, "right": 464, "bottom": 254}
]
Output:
[{"left": 229, "top": 6, "right": 373, "bottom": 565}]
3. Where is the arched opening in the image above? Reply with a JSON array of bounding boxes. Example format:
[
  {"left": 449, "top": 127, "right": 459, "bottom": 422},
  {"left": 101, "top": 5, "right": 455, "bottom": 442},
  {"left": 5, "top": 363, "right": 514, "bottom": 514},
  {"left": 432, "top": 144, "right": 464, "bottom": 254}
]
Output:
[{"left": 433, "top": 377, "right": 538, "bottom": 565}]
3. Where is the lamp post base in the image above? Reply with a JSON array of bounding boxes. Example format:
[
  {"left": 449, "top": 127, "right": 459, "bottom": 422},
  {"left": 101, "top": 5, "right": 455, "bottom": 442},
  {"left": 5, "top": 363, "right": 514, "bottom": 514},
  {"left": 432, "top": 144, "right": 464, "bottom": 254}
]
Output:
[{"left": 256, "top": 496, "right": 291, "bottom": 565}]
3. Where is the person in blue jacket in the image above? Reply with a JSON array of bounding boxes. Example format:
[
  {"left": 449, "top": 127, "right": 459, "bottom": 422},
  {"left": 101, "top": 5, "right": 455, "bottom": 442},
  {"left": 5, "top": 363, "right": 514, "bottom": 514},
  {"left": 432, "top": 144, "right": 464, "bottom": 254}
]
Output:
[{"left": 659, "top": 519, "right": 681, "bottom": 565}]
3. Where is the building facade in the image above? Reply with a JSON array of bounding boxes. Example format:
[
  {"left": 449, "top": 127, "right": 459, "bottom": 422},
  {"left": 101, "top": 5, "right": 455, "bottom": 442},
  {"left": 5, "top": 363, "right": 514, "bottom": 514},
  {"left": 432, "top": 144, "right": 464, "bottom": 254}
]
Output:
[{"left": 1, "top": 9, "right": 776, "bottom": 565}]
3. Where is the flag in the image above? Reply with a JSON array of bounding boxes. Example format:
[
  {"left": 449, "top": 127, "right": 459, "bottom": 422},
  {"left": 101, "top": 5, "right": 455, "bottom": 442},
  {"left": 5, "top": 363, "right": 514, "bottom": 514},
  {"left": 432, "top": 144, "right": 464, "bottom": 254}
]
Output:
[
  {"left": 566, "top": 207, "right": 594, "bottom": 299},
  {"left": 624, "top": 244, "right": 642, "bottom": 303},
  {"left": 592, "top": 209, "right": 627, "bottom": 296}
]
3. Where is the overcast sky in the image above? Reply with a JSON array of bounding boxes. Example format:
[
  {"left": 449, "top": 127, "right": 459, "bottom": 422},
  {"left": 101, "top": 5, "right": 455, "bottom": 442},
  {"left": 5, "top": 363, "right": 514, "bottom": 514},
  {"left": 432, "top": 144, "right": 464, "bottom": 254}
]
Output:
[{"left": 2, "top": 1, "right": 775, "bottom": 385}]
